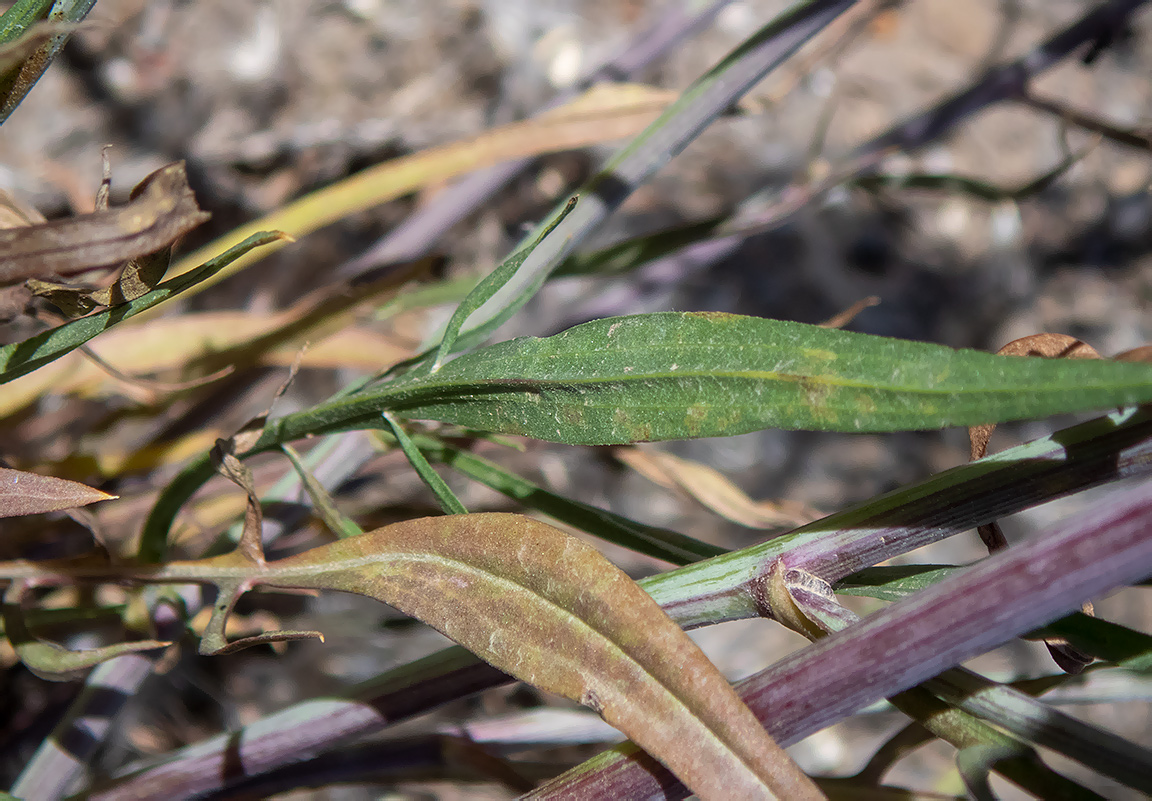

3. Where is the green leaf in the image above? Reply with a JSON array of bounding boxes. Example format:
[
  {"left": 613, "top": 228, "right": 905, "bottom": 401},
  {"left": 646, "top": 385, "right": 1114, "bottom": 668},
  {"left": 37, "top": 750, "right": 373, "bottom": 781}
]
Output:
[
  {"left": 0, "top": 0, "right": 95, "bottom": 124},
  {"left": 0, "top": 19, "right": 71, "bottom": 74},
  {"left": 336, "top": 312, "right": 1152, "bottom": 445},
  {"left": 411, "top": 434, "right": 725, "bottom": 564},
  {"left": 430, "top": 196, "right": 577, "bottom": 371},
  {"left": 2, "top": 584, "right": 168, "bottom": 681},
  {"left": 280, "top": 444, "right": 364, "bottom": 539},
  {"left": 245, "top": 513, "right": 823, "bottom": 799},
  {"left": 555, "top": 216, "right": 726, "bottom": 279},
  {"left": 956, "top": 744, "right": 1026, "bottom": 801},
  {"left": 837, "top": 565, "right": 960, "bottom": 601},
  {"left": 0, "top": 231, "right": 287, "bottom": 385},
  {"left": 1031, "top": 612, "right": 1152, "bottom": 672},
  {"left": 0, "top": 0, "right": 52, "bottom": 47},
  {"left": 380, "top": 414, "right": 467, "bottom": 515},
  {"left": 926, "top": 667, "right": 1152, "bottom": 793}
]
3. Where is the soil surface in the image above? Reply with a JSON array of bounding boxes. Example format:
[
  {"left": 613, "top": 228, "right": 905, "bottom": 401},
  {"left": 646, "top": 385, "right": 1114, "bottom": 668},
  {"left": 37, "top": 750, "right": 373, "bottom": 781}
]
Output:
[{"left": 1, "top": 1, "right": 1150, "bottom": 798}]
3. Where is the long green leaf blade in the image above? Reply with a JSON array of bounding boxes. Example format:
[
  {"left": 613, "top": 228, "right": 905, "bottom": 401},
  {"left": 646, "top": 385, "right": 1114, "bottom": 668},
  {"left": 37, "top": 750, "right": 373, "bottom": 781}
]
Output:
[
  {"left": 446, "top": 0, "right": 857, "bottom": 349},
  {"left": 381, "top": 414, "right": 467, "bottom": 515},
  {"left": 0, "top": 0, "right": 52, "bottom": 46},
  {"left": 335, "top": 312, "right": 1152, "bottom": 445},
  {"left": 0, "top": 0, "right": 95, "bottom": 124}
]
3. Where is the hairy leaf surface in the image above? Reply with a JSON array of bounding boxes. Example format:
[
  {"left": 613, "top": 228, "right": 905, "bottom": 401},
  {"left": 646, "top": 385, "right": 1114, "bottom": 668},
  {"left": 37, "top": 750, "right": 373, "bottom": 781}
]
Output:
[
  {"left": 248, "top": 513, "right": 821, "bottom": 800},
  {"left": 330, "top": 312, "right": 1152, "bottom": 444}
]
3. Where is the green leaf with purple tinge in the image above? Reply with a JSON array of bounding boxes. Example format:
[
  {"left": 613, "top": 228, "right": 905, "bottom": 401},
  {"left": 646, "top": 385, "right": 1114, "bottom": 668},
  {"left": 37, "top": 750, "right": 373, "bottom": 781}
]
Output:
[{"left": 229, "top": 513, "right": 822, "bottom": 800}]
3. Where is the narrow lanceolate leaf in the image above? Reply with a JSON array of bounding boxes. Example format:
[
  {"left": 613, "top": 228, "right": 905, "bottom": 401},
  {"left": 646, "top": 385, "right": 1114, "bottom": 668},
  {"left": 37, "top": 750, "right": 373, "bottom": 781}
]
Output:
[
  {"left": 293, "top": 312, "right": 1152, "bottom": 446},
  {"left": 0, "top": 0, "right": 53, "bottom": 46},
  {"left": 0, "top": 162, "right": 209, "bottom": 282},
  {"left": 412, "top": 434, "right": 725, "bottom": 564},
  {"left": 430, "top": 195, "right": 577, "bottom": 369},
  {"left": 836, "top": 565, "right": 960, "bottom": 601},
  {"left": 247, "top": 513, "right": 822, "bottom": 800},
  {"left": 280, "top": 444, "right": 364, "bottom": 539},
  {"left": 0, "top": 230, "right": 287, "bottom": 385},
  {"left": 0, "top": 0, "right": 94, "bottom": 123},
  {"left": 0, "top": 467, "right": 116, "bottom": 518},
  {"left": 2, "top": 584, "right": 167, "bottom": 681},
  {"left": 381, "top": 414, "right": 467, "bottom": 515}
]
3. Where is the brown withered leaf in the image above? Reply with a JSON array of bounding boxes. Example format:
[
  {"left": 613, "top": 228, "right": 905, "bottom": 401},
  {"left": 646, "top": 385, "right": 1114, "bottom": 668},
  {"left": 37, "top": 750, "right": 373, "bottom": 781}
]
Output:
[
  {"left": 0, "top": 162, "right": 209, "bottom": 284},
  {"left": 28, "top": 247, "right": 172, "bottom": 317},
  {"left": 24, "top": 150, "right": 176, "bottom": 317},
  {"left": 202, "top": 513, "right": 823, "bottom": 799},
  {"left": 0, "top": 466, "right": 117, "bottom": 518}
]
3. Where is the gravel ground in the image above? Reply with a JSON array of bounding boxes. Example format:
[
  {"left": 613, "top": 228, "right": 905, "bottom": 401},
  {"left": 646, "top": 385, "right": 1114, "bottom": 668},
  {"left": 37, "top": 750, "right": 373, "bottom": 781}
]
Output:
[{"left": 2, "top": 0, "right": 1151, "bottom": 798}]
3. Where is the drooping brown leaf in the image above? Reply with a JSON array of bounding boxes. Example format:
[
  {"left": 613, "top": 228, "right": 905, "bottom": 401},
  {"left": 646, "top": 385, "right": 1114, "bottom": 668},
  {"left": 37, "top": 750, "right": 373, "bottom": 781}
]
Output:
[
  {"left": 195, "top": 437, "right": 324, "bottom": 656},
  {"left": 0, "top": 466, "right": 117, "bottom": 518},
  {"left": 197, "top": 513, "right": 823, "bottom": 800},
  {"left": 0, "top": 162, "right": 209, "bottom": 284}
]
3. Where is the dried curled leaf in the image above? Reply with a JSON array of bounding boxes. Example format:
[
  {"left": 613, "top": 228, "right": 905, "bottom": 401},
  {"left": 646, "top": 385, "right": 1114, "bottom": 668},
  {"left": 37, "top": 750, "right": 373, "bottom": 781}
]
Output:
[
  {"left": 203, "top": 513, "right": 822, "bottom": 800},
  {"left": 0, "top": 466, "right": 117, "bottom": 518},
  {"left": 0, "top": 162, "right": 209, "bottom": 284},
  {"left": 28, "top": 247, "right": 172, "bottom": 317}
]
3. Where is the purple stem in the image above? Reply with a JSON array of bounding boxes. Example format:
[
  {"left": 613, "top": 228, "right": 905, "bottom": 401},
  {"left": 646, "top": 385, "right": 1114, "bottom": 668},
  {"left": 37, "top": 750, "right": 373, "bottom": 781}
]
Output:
[
  {"left": 531, "top": 479, "right": 1152, "bottom": 799},
  {"left": 93, "top": 407, "right": 1152, "bottom": 799}
]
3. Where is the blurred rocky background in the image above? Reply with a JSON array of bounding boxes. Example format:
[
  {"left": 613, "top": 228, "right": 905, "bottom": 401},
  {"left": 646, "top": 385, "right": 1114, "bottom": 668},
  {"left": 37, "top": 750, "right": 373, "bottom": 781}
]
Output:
[{"left": 1, "top": 0, "right": 1150, "bottom": 797}]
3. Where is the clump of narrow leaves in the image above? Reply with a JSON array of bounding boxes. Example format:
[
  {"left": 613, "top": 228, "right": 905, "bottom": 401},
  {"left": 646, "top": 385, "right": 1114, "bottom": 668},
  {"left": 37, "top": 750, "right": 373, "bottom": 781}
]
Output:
[{"left": 1, "top": 1, "right": 1151, "bottom": 800}]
